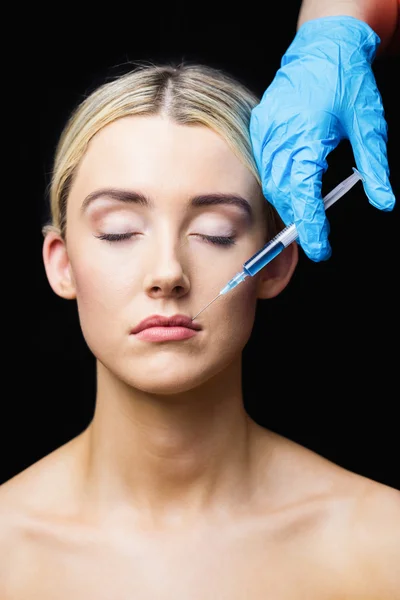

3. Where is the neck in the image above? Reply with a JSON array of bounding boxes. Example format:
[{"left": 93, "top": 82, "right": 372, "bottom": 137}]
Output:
[{"left": 80, "top": 357, "right": 263, "bottom": 531}]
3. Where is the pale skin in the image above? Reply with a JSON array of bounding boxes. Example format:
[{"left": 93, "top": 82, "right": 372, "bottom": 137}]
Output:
[
  {"left": 297, "top": 0, "right": 399, "bottom": 54},
  {"left": 2, "top": 5, "right": 397, "bottom": 599},
  {"left": 1, "top": 112, "right": 399, "bottom": 599}
]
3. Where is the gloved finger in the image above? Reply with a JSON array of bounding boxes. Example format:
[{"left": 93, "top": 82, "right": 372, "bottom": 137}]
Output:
[
  {"left": 290, "top": 148, "right": 332, "bottom": 262},
  {"left": 250, "top": 108, "right": 295, "bottom": 226},
  {"left": 348, "top": 98, "right": 396, "bottom": 211}
]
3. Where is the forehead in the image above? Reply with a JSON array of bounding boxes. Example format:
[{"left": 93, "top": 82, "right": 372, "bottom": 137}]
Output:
[{"left": 69, "top": 115, "right": 261, "bottom": 205}]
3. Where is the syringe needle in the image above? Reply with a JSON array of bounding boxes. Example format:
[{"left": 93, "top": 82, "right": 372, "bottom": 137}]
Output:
[
  {"left": 192, "top": 170, "right": 362, "bottom": 323},
  {"left": 192, "top": 293, "right": 221, "bottom": 321}
]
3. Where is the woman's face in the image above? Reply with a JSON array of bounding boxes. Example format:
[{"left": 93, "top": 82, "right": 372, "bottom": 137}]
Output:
[{"left": 64, "top": 115, "right": 269, "bottom": 393}]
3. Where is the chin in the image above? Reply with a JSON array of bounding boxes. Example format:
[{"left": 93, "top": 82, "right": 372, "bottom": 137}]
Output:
[
  {"left": 135, "top": 379, "right": 203, "bottom": 395},
  {"left": 112, "top": 359, "right": 225, "bottom": 396},
  {"left": 95, "top": 337, "right": 243, "bottom": 396},
  {"left": 137, "top": 363, "right": 220, "bottom": 394}
]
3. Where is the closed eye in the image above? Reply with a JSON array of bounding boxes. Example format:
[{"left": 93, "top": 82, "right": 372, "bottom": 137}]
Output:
[
  {"left": 95, "top": 233, "right": 236, "bottom": 246},
  {"left": 197, "top": 234, "right": 236, "bottom": 246}
]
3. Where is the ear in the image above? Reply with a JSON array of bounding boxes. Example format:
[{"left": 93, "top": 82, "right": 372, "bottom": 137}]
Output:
[
  {"left": 256, "top": 241, "right": 298, "bottom": 299},
  {"left": 42, "top": 230, "right": 77, "bottom": 300}
]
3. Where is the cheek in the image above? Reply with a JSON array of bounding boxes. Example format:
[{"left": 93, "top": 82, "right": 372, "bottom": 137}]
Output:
[
  {"left": 70, "top": 241, "right": 138, "bottom": 305},
  {"left": 69, "top": 253, "right": 137, "bottom": 350},
  {"left": 228, "top": 277, "right": 258, "bottom": 333},
  {"left": 209, "top": 275, "right": 259, "bottom": 360},
  {"left": 74, "top": 263, "right": 125, "bottom": 308}
]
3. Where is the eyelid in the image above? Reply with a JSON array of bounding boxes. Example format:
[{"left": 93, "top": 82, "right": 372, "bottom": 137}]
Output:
[
  {"left": 94, "top": 232, "right": 236, "bottom": 246},
  {"left": 89, "top": 207, "right": 145, "bottom": 230}
]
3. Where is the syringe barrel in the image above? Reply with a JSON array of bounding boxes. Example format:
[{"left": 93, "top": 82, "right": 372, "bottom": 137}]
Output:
[
  {"left": 243, "top": 238, "right": 288, "bottom": 276},
  {"left": 243, "top": 223, "right": 298, "bottom": 276}
]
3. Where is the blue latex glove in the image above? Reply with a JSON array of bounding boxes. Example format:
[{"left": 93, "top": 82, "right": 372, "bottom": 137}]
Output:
[{"left": 250, "top": 16, "right": 396, "bottom": 261}]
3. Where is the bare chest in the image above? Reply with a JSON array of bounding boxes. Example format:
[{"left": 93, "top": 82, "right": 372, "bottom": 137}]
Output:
[{"left": 4, "top": 523, "right": 350, "bottom": 600}]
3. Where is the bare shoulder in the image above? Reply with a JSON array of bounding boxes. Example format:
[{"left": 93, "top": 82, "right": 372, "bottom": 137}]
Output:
[
  {"left": 350, "top": 476, "right": 400, "bottom": 597},
  {"left": 0, "top": 434, "right": 85, "bottom": 595},
  {"left": 259, "top": 428, "right": 400, "bottom": 598},
  {"left": 0, "top": 433, "right": 84, "bottom": 513}
]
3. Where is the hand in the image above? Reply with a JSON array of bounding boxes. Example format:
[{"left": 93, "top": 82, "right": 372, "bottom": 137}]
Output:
[{"left": 250, "top": 16, "right": 396, "bottom": 261}]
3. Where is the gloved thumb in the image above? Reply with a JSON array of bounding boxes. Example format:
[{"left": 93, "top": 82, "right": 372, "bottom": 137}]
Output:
[
  {"left": 348, "top": 107, "right": 396, "bottom": 212},
  {"left": 290, "top": 152, "right": 332, "bottom": 262}
]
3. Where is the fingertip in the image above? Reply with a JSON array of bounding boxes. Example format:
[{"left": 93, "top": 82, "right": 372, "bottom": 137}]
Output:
[
  {"left": 294, "top": 210, "right": 331, "bottom": 263},
  {"left": 362, "top": 182, "right": 396, "bottom": 212},
  {"left": 303, "top": 240, "right": 332, "bottom": 262}
]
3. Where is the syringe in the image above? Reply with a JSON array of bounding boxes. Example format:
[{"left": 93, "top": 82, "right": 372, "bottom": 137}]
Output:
[{"left": 192, "top": 168, "right": 363, "bottom": 321}]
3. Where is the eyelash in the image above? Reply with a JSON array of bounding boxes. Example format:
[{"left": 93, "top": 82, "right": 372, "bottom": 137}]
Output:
[
  {"left": 95, "top": 232, "right": 135, "bottom": 242},
  {"left": 200, "top": 234, "right": 236, "bottom": 246},
  {"left": 95, "top": 233, "right": 236, "bottom": 246}
]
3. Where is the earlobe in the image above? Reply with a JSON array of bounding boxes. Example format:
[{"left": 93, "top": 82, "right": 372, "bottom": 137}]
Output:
[
  {"left": 42, "top": 230, "right": 77, "bottom": 300},
  {"left": 256, "top": 241, "right": 298, "bottom": 299}
]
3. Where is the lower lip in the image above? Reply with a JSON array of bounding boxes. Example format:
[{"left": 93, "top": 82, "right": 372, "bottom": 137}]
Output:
[{"left": 133, "top": 326, "right": 199, "bottom": 342}]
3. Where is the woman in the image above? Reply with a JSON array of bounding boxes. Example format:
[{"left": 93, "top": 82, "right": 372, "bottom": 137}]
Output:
[{"left": 1, "top": 63, "right": 399, "bottom": 598}]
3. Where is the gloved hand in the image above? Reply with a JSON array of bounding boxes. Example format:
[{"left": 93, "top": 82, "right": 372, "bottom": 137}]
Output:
[{"left": 250, "top": 16, "right": 396, "bottom": 261}]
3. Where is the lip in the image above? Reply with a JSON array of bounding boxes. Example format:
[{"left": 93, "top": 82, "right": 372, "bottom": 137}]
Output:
[{"left": 131, "top": 314, "right": 202, "bottom": 335}]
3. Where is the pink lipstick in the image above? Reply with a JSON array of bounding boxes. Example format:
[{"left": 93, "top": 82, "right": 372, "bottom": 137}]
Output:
[{"left": 131, "top": 314, "right": 201, "bottom": 342}]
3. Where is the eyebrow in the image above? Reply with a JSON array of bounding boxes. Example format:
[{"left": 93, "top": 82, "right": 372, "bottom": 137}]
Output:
[{"left": 81, "top": 188, "right": 253, "bottom": 220}]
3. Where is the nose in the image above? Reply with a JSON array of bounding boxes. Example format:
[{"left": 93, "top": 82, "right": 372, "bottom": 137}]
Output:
[{"left": 143, "top": 240, "right": 191, "bottom": 300}]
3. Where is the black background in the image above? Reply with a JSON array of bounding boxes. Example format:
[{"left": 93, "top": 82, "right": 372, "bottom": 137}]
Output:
[{"left": 5, "top": 4, "right": 399, "bottom": 488}]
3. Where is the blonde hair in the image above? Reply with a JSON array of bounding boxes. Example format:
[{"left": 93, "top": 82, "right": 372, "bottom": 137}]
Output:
[{"left": 43, "top": 62, "right": 282, "bottom": 238}]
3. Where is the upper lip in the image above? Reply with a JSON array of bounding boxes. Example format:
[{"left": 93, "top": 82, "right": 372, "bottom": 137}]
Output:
[{"left": 131, "top": 314, "right": 202, "bottom": 334}]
